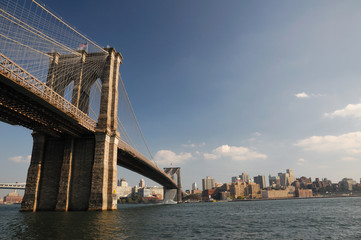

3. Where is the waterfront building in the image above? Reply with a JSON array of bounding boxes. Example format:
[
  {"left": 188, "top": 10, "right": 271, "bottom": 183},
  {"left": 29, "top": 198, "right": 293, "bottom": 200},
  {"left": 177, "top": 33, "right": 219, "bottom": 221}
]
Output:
[
  {"left": 132, "top": 186, "right": 141, "bottom": 195},
  {"left": 339, "top": 178, "right": 356, "bottom": 191},
  {"left": 278, "top": 169, "right": 295, "bottom": 187},
  {"left": 297, "top": 176, "right": 312, "bottom": 188},
  {"left": 3, "top": 190, "right": 22, "bottom": 204},
  {"left": 139, "top": 188, "right": 152, "bottom": 197},
  {"left": 262, "top": 186, "right": 295, "bottom": 199},
  {"left": 139, "top": 179, "right": 145, "bottom": 188},
  {"left": 231, "top": 176, "right": 241, "bottom": 183},
  {"left": 239, "top": 172, "right": 250, "bottom": 183},
  {"left": 269, "top": 175, "right": 280, "bottom": 187},
  {"left": 219, "top": 191, "right": 231, "bottom": 200},
  {"left": 219, "top": 183, "right": 232, "bottom": 192},
  {"left": 254, "top": 175, "right": 266, "bottom": 189},
  {"left": 296, "top": 189, "right": 313, "bottom": 198},
  {"left": 247, "top": 182, "right": 261, "bottom": 198},
  {"left": 278, "top": 172, "right": 289, "bottom": 186},
  {"left": 192, "top": 189, "right": 202, "bottom": 195},
  {"left": 192, "top": 182, "right": 198, "bottom": 190},
  {"left": 202, "top": 188, "right": 217, "bottom": 201},
  {"left": 230, "top": 182, "right": 247, "bottom": 198},
  {"left": 150, "top": 186, "right": 164, "bottom": 199},
  {"left": 116, "top": 178, "right": 132, "bottom": 198},
  {"left": 202, "top": 176, "right": 216, "bottom": 191},
  {"left": 136, "top": 186, "right": 164, "bottom": 199},
  {"left": 287, "top": 169, "right": 295, "bottom": 185}
]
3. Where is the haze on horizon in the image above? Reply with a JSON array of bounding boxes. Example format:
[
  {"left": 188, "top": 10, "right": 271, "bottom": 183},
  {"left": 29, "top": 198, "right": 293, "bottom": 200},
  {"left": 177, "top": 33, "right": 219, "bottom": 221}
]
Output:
[{"left": 1, "top": 0, "right": 361, "bottom": 195}]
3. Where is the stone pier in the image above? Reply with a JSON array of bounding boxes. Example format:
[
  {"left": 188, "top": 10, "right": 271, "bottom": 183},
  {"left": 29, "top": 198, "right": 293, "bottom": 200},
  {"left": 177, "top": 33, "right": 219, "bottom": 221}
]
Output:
[{"left": 163, "top": 168, "right": 182, "bottom": 203}]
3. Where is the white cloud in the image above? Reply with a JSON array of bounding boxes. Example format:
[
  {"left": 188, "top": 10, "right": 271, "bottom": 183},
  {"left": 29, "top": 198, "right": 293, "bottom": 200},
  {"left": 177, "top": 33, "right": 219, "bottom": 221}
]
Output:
[
  {"left": 154, "top": 150, "right": 192, "bottom": 165},
  {"left": 203, "top": 144, "right": 267, "bottom": 161},
  {"left": 182, "top": 142, "right": 206, "bottom": 148},
  {"left": 9, "top": 155, "right": 31, "bottom": 163},
  {"left": 295, "top": 92, "right": 310, "bottom": 98},
  {"left": 297, "top": 158, "right": 306, "bottom": 166},
  {"left": 203, "top": 153, "right": 218, "bottom": 160},
  {"left": 295, "top": 132, "right": 361, "bottom": 155},
  {"left": 295, "top": 92, "right": 325, "bottom": 99},
  {"left": 341, "top": 157, "right": 357, "bottom": 162},
  {"left": 181, "top": 143, "right": 196, "bottom": 148},
  {"left": 325, "top": 102, "right": 361, "bottom": 118}
]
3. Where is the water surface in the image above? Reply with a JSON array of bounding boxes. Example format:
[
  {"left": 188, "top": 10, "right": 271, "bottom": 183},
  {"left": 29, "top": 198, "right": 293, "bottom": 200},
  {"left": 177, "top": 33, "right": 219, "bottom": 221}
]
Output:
[{"left": 1, "top": 197, "right": 361, "bottom": 239}]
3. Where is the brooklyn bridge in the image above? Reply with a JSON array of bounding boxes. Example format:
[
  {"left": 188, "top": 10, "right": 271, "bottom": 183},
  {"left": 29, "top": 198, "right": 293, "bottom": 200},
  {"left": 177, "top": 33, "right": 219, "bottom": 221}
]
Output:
[{"left": 0, "top": 0, "right": 181, "bottom": 211}]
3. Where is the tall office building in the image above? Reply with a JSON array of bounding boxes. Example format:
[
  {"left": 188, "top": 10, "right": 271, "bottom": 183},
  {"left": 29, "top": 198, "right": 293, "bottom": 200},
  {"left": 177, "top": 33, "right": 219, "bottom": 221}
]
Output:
[
  {"left": 254, "top": 175, "right": 266, "bottom": 189},
  {"left": 278, "top": 172, "right": 289, "bottom": 186},
  {"left": 202, "top": 176, "right": 216, "bottom": 191},
  {"left": 287, "top": 169, "right": 295, "bottom": 185},
  {"left": 139, "top": 179, "right": 145, "bottom": 188},
  {"left": 240, "top": 172, "right": 250, "bottom": 183},
  {"left": 192, "top": 182, "right": 198, "bottom": 190},
  {"left": 118, "top": 178, "right": 128, "bottom": 187},
  {"left": 277, "top": 169, "right": 295, "bottom": 187}
]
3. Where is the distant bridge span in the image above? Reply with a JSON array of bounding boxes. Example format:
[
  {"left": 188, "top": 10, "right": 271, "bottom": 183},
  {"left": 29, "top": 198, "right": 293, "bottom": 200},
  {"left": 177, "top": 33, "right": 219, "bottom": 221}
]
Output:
[{"left": 0, "top": 183, "right": 26, "bottom": 190}]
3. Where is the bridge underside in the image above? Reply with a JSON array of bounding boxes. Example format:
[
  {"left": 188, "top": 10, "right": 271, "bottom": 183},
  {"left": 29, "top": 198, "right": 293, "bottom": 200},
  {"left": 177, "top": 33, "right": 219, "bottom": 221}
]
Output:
[
  {"left": 117, "top": 141, "right": 177, "bottom": 189},
  {"left": 0, "top": 74, "right": 92, "bottom": 137}
]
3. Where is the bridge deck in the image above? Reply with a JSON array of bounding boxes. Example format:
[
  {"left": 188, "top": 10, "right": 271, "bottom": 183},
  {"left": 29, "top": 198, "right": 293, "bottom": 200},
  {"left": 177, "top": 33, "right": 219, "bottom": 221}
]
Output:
[
  {"left": 0, "top": 183, "right": 26, "bottom": 190},
  {"left": 0, "top": 53, "right": 96, "bottom": 137},
  {"left": 117, "top": 140, "right": 177, "bottom": 189}
]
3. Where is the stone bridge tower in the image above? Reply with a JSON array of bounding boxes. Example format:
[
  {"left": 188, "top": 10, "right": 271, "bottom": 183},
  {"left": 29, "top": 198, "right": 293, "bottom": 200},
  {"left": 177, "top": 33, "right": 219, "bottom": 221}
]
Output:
[
  {"left": 21, "top": 48, "right": 122, "bottom": 211},
  {"left": 164, "top": 167, "right": 182, "bottom": 203}
]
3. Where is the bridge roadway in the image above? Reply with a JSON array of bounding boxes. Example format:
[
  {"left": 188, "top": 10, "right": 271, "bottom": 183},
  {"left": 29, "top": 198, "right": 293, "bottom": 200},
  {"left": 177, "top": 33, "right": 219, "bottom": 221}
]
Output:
[
  {"left": 0, "top": 54, "right": 177, "bottom": 190},
  {"left": 0, "top": 183, "right": 26, "bottom": 190}
]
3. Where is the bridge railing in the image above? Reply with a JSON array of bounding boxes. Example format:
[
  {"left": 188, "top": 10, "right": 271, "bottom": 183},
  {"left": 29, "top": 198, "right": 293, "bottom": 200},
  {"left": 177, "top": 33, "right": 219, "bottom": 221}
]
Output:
[{"left": 0, "top": 53, "right": 96, "bottom": 131}]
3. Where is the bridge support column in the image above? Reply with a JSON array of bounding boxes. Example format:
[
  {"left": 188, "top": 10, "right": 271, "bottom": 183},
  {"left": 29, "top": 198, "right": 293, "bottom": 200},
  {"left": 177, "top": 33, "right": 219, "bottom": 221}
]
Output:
[
  {"left": 21, "top": 134, "right": 96, "bottom": 211},
  {"left": 88, "top": 48, "right": 121, "bottom": 211},
  {"left": 88, "top": 132, "right": 118, "bottom": 210},
  {"left": 21, "top": 133, "right": 45, "bottom": 212},
  {"left": 55, "top": 138, "right": 74, "bottom": 211},
  {"left": 163, "top": 168, "right": 182, "bottom": 203}
]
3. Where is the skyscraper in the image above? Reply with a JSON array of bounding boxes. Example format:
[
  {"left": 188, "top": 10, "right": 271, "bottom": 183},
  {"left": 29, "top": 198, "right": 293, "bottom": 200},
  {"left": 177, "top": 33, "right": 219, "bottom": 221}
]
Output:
[
  {"left": 277, "top": 169, "right": 295, "bottom": 187},
  {"left": 254, "top": 175, "right": 266, "bottom": 189},
  {"left": 278, "top": 172, "right": 289, "bottom": 186},
  {"left": 287, "top": 169, "right": 295, "bottom": 185},
  {"left": 139, "top": 179, "right": 145, "bottom": 188},
  {"left": 202, "top": 176, "right": 216, "bottom": 191},
  {"left": 192, "top": 182, "right": 198, "bottom": 190},
  {"left": 239, "top": 172, "right": 250, "bottom": 183}
]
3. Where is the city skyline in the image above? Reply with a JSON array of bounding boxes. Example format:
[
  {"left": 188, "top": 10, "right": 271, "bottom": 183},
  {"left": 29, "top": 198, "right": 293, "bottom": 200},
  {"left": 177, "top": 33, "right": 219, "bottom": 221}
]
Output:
[{"left": 2, "top": 0, "right": 361, "bottom": 193}]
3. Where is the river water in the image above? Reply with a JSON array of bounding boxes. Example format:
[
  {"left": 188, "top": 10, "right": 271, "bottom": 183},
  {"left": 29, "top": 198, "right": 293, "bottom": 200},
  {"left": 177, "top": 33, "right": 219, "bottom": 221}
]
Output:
[{"left": 1, "top": 197, "right": 361, "bottom": 239}]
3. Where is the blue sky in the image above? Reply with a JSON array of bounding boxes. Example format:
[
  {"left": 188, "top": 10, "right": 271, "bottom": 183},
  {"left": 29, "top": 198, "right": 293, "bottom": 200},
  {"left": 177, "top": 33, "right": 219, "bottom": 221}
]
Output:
[{"left": 2, "top": 0, "right": 361, "bottom": 196}]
